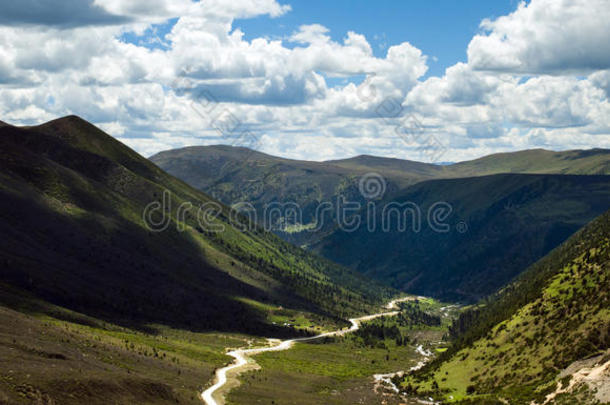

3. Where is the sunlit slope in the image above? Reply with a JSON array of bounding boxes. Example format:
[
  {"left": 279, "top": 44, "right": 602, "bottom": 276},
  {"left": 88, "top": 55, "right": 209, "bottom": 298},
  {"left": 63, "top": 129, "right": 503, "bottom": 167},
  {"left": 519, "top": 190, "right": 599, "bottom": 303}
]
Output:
[{"left": 400, "top": 210, "right": 610, "bottom": 404}]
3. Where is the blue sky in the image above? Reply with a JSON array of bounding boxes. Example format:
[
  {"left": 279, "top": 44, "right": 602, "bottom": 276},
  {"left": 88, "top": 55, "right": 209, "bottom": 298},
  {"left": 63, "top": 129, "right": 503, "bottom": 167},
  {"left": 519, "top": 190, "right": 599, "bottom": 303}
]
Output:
[
  {"left": 234, "top": 0, "right": 517, "bottom": 78},
  {"left": 121, "top": 0, "right": 518, "bottom": 78}
]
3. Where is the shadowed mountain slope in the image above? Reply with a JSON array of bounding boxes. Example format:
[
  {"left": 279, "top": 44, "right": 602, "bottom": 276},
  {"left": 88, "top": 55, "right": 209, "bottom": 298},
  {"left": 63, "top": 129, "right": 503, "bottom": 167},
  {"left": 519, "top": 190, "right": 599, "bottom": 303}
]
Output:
[
  {"left": 0, "top": 116, "right": 392, "bottom": 335},
  {"left": 313, "top": 173, "right": 610, "bottom": 301},
  {"left": 151, "top": 146, "right": 609, "bottom": 248}
]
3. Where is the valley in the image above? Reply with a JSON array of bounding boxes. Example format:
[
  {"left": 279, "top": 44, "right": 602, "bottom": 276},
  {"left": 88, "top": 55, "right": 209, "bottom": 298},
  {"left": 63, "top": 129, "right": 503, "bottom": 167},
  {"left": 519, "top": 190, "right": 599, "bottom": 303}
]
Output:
[
  {"left": 0, "top": 117, "right": 607, "bottom": 405},
  {"left": 2, "top": 1, "right": 610, "bottom": 404},
  {"left": 202, "top": 296, "right": 417, "bottom": 405},
  {"left": 152, "top": 145, "right": 610, "bottom": 302},
  {"left": 222, "top": 296, "right": 458, "bottom": 405}
]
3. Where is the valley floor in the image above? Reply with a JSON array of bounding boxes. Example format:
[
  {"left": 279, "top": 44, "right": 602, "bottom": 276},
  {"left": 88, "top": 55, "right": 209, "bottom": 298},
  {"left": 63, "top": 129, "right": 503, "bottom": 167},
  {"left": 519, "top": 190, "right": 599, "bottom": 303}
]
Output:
[
  {"left": 0, "top": 286, "right": 457, "bottom": 405},
  {"left": 226, "top": 330, "right": 443, "bottom": 405},
  {"left": 203, "top": 297, "right": 417, "bottom": 405},
  {"left": 219, "top": 298, "right": 459, "bottom": 405}
]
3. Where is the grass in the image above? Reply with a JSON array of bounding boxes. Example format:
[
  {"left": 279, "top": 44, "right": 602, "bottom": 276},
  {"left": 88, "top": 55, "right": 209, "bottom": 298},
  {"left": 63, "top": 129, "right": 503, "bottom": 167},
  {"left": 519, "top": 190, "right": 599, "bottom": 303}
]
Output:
[
  {"left": 227, "top": 336, "right": 421, "bottom": 405},
  {"left": 226, "top": 297, "right": 459, "bottom": 405},
  {"left": 0, "top": 287, "right": 249, "bottom": 404},
  {"left": 234, "top": 296, "right": 348, "bottom": 333},
  {"left": 399, "top": 210, "right": 610, "bottom": 404}
]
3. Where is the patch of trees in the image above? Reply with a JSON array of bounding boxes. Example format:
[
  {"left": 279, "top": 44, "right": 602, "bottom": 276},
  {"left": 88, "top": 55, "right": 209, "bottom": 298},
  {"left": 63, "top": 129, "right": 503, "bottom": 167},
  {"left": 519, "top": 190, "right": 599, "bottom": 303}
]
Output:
[
  {"left": 352, "top": 320, "right": 410, "bottom": 348},
  {"left": 396, "top": 302, "right": 441, "bottom": 327}
]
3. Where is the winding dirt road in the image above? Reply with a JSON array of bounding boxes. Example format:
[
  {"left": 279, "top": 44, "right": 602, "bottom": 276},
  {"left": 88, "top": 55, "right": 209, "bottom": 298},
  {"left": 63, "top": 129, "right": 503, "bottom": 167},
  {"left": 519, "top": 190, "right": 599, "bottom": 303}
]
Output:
[{"left": 201, "top": 297, "right": 415, "bottom": 405}]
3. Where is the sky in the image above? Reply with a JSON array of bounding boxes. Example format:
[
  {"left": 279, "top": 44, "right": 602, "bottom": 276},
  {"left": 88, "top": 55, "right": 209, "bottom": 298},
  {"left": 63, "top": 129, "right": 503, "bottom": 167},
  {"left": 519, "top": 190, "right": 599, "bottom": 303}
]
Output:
[{"left": 0, "top": 0, "right": 609, "bottom": 163}]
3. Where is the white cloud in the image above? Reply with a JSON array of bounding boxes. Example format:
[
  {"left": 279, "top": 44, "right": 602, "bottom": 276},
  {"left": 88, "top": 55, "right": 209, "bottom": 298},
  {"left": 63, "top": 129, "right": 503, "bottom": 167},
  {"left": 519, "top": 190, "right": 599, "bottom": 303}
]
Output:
[
  {"left": 468, "top": 0, "right": 610, "bottom": 74},
  {"left": 0, "top": 0, "right": 609, "bottom": 163}
]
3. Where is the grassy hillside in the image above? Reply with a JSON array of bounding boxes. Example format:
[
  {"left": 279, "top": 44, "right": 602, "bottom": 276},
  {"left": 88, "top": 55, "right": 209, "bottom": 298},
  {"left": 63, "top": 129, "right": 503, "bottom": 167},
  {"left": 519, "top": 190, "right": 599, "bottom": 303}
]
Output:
[
  {"left": 450, "top": 148, "right": 610, "bottom": 177},
  {"left": 150, "top": 146, "right": 609, "bottom": 249},
  {"left": 313, "top": 174, "right": 610, "bottom": 302},
  {"left": 150, "top": 146, "right": 424, "bottom": 246},
  {"left": 0, "top": 283, "right": 260, "bottom": 404},
  {"left": 398, "top": 209, "right": 610, "bottom": 404},
  {"left": 326, "top": 154, "right": 445, "bottom": 178},
  {"left": 0, "top": 116, "right": 393, "bottom": 334}
]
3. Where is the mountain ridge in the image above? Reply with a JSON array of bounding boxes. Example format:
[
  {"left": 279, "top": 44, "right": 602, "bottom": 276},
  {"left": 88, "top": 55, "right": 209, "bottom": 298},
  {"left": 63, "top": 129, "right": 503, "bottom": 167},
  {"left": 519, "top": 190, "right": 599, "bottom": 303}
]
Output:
[
  {"left": 153, "top": 144, "right": 610, "bottom": 170},
  {"left": 150, "top": 144, "right": 610, "bottom": 248},
  {"left": 0, "top": 115, "right": 393, "bottom": 334}
]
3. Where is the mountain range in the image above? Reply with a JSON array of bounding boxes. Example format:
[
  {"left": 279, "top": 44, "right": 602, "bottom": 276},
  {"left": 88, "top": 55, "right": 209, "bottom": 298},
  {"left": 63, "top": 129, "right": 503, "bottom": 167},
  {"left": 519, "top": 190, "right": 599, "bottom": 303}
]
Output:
[
  {"left": 150, "top": 146, "right": 610, "bottom": 248},
  {"left": 151, "top": 145, "right": 610, "bottom": 302},
  {"left": 1, "top": 116, "right": 608, "bottom": 404}
]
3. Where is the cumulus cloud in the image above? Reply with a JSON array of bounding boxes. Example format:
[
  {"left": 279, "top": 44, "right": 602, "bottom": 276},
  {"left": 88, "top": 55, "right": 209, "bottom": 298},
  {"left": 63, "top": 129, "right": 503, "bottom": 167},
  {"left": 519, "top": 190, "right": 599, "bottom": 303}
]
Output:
[
  {"left": 468, "top": 0, "right": 610, "bottom": 74},
  {"left": 0, "top": 0, "right": 609, "bottom": 162},
  {"left": 590, "top": 70, "right": 610, "bottom": 99}
]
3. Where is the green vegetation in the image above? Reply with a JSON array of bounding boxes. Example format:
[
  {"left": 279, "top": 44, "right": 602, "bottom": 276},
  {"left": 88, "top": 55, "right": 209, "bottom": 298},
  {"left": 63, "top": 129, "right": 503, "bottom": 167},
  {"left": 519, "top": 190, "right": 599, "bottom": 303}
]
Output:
[
  {"left": 398, "top": 209, "right": 610, "bottom": 404},
  {"left": 151, "top": 146, "right": 609, "bottom": 249},
  {"left": 1, "top": 117, "right": 608, "bottom": 405},
  {"left": 0, "top": 116, "right": 392, "bottom": 334},
  {"left": 315, "top": 173, "right": 610, "bottom": 301},
  {"left": 152, "top": 145, "right": 610, "bottom": 302},
  {"left": 0, "top": 283, "right": 262, "bottom": 404},
  {"left": 227, "top": 338, "right": 418, "bottom": 405},
  {"left": 151, "top": 146, "right": 427, "bottom": 247},
  {"left": 0, "top": 116, "right": 394, "bottom": 403},
  {"left": 448, "top": 148, "right": 610, "bottom": 177},
  {"left": 226, "top": 298, "right": 457, "bottom": 404}
]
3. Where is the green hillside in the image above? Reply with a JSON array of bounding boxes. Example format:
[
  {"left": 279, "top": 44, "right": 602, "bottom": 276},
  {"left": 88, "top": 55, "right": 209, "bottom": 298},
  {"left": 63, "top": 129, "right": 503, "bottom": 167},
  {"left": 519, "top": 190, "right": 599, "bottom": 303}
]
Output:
[
  {"left": 313, "top": 174, "right": 610, "bottom": 301},
  {"left": 399, "top": 210, "right": 610, "bottom": 404},
  {"left": 450, "top": 148, "right": 610, "bottom": 177},
  {"left": 0, "top": 116, "right": 399, "bottom": 403},
  {"left": 150, "top": 146, "right": 609, "bottom": 249},
  {"left": 150, "top": 146, "right": 426, "bottom": 247},
  {"left": 0, "top": 116, "right": 392, "bottom": 332}
]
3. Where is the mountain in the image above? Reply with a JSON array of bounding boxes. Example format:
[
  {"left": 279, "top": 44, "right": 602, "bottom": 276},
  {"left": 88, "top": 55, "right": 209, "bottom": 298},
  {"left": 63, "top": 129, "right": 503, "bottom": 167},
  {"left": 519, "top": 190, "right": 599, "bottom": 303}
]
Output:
[
  {"left": 313, "top": 173, "right": 610, "bottom": 302},
  {"left": 150, "top": 146, "right": 610, "bottom": 248},
  {"left": 326, "top": 154, "right": 444, "bottom": 178},
  {"left": 399, "top": 209, "right": 610, "bottom": 404},
  {"left": 150, "top": 146, "right": 427, "bottom": 246},
  {"left": 0, "top": 116, "right": 392, "bottom": 334},
  {"left": 450, "top": 148, "right": 610, "bottom": 177}
]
